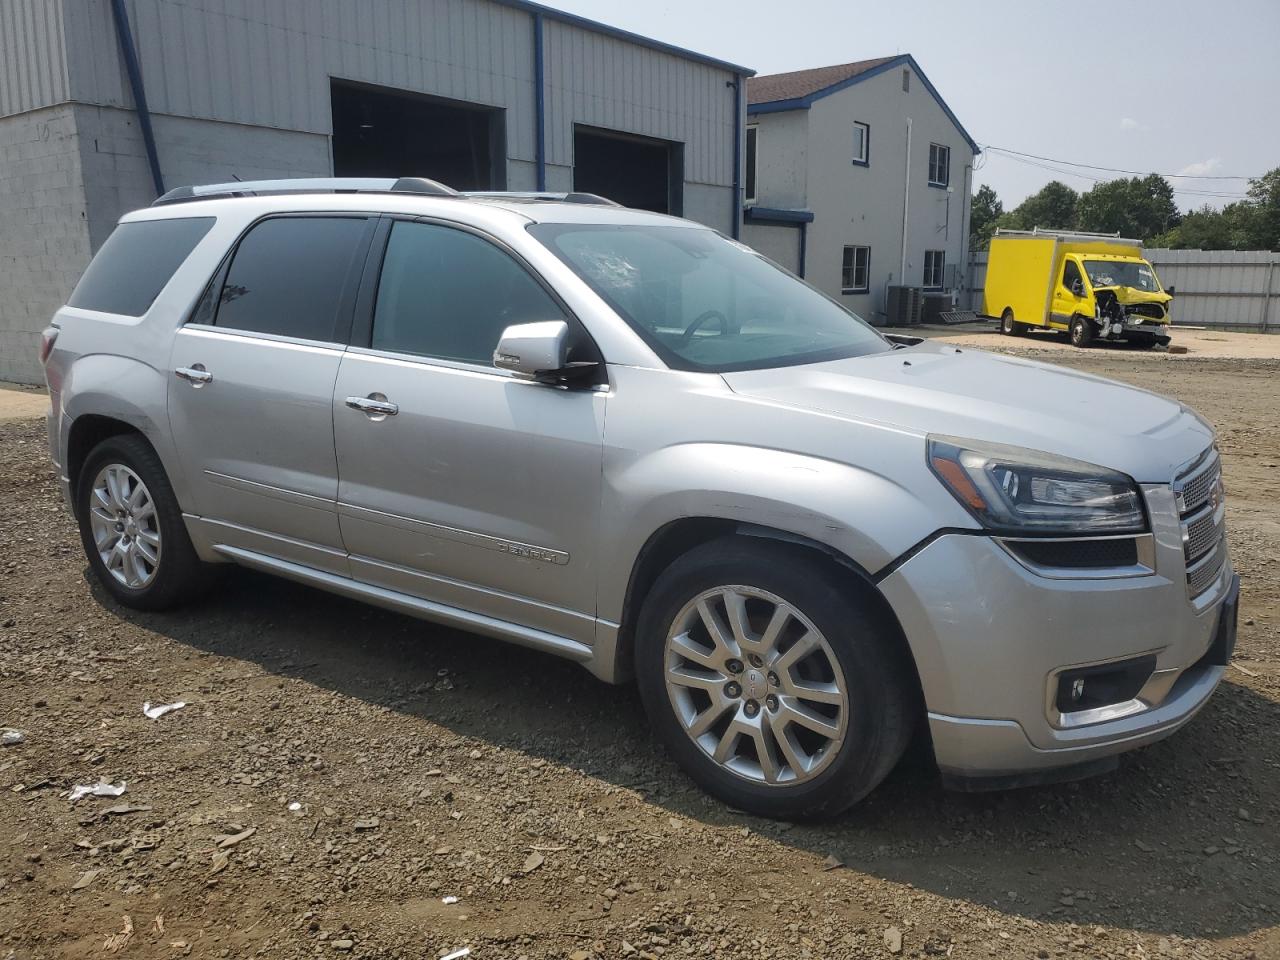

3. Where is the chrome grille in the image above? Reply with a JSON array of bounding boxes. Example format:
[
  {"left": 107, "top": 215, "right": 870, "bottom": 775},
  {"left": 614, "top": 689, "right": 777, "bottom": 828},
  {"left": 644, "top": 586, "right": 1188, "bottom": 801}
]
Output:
[
  {"left": 1183, "top": 505, "right": 1221, "bottom": 564},
  {"left": 1186, "top": 539, "right": 1227, "bottom": 598},
  {"left": 1176, "top": 447, "right": 1226, "bottom": 598},
  {"left": 1177, "top": 449, "right": 1220, "bottom": 515}
]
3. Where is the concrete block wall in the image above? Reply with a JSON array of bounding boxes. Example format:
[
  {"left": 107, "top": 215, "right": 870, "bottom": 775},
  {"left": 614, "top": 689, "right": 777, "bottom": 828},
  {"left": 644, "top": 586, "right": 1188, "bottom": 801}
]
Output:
[{"left": 0, "top": 105, "right": 92, "bottom": 385}]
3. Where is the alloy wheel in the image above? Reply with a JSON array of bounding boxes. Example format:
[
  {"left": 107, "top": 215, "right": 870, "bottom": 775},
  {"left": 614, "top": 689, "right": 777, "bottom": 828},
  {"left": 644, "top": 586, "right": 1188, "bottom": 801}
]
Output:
[
  {"left": 663, "top": 585, "right": 849, "bottom": 786},
  {"left": 88, "top": 463, "right": 162, "bottom": 589}
]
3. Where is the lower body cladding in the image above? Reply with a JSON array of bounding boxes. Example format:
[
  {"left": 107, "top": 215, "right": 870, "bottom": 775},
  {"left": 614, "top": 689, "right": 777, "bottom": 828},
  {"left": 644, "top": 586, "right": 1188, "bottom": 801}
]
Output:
[{"left": 879, "top": 512, "right": 1236, "bottom": 788}]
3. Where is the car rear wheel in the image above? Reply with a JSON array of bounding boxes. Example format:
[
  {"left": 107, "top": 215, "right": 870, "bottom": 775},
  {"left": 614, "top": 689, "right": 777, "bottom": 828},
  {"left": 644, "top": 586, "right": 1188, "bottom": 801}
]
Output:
[
  {"left": 1070, "top": 315, "right": 1095, "bottom": 348},
  {"left": 635, "top": 538, "right": 916, "bottom": 819},
  {"left": 76, "top": 434, "right": 208, "bottom": 610},
  {"left": 1000, "top": 308, "right": 1025, "bottom": 336}
]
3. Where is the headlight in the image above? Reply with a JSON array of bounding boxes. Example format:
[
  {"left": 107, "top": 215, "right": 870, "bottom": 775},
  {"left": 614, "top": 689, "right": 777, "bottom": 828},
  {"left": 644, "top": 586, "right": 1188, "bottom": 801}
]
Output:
[{"left": 927, "top": 435, "right": 1147, "bottom": 534}]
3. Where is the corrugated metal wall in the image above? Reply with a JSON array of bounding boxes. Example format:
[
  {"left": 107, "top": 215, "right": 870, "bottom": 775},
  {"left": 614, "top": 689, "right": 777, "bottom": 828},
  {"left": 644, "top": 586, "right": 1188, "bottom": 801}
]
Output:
[
  {"left": 60, "top": 0, "right": 539, "bottom": 157},
  {"left": 55, "top": 0, "right": 737, "bottom": 189},
  {"left": 0, "top": 0, "right": 71, "bottom": 117},
  {"left": 967, "top": 249, "right": 1280, "bottom": 331},
  {"left": 543, "top": 18, "right": 734, "bottom": 187}
]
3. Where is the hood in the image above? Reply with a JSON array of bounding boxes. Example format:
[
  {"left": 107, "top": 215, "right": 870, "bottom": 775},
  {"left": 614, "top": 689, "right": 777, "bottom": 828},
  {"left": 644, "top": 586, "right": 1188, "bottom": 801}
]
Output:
[
  {"left": 722, "top": 342, "right": 1212, "bottom": 482},
  {"left": 1094, "top": 285, "right": 1173, "bottom": 306}
]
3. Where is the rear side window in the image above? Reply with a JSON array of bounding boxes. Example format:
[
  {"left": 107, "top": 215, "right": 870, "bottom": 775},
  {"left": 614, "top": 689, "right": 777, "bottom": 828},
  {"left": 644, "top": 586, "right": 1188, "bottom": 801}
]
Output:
[
  {"left": 371, "top": 221, "right": 567, "bottom": 364},
  {"left": 68, "top": 217, "right": 214, "bottom": 316},
  {"left": 214, "top": 216, "right": 370, "bottom": 341}
]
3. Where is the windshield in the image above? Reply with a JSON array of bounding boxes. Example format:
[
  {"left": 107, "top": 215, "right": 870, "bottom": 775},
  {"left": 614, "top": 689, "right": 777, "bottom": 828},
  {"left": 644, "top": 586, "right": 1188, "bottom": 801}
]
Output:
[
  {"left": 1084, "top": 259, "right": 1162, "bottom": 292},
  {"left": 529, "top": 223, "right": 891, "bottom": 372}
]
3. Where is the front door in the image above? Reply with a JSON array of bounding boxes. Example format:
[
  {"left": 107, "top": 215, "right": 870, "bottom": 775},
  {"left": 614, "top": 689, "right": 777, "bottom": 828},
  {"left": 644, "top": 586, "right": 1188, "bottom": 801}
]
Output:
[
  {"left": 167, "top": 214, "right": 374, "bottom": 573},
  {"left": 332, "top": 218, "right": 606, "bottom": 643},
  {"left": 1050, "top": 257, "right": 1089, "bottom": 328}
]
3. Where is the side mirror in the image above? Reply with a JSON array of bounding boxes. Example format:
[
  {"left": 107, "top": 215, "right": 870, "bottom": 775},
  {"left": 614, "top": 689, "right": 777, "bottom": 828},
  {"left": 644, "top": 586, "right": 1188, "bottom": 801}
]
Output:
[
  {"left": 1070, "top": 278, "right": 1085, "bottom": 297},
  {"left": 494, "top": 321, "right": 599, "bottom": 385},
  {"left": 1165, "top": 285, "right": 1176, "bottom": 297}
]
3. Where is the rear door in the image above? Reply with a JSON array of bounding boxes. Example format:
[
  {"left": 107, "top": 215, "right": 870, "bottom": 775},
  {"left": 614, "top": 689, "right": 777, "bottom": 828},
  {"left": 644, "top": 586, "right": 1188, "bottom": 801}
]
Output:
[
  {"left": 331, "top": 217, "right": 606, "bottom": 644},
  {"left": 167, "top": 214, "right": 375, "bottom": 574}
]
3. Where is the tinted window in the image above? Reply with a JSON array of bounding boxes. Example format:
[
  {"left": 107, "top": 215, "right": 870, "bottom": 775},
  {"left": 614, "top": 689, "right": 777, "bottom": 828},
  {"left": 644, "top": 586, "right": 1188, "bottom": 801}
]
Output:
[
  {"left": 69, "top": 217, "right": 214, "bottom": 316},
  {"left": 214, "top": 217, "right": 369, "bottom": 341},
  {"left": 372, "top": 221, "right": 566, "bottom": 364}
]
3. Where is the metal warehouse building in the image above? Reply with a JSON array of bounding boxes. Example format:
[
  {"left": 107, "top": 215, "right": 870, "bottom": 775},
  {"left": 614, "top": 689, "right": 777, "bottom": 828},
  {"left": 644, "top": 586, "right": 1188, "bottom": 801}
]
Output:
[{"left": 0, "top": 0, "right": 752, "bottom": 383}]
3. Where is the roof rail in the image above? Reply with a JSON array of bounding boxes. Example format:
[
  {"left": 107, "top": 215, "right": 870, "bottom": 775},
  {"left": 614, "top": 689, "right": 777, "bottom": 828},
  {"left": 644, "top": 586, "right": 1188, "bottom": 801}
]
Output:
[
  {"left": 152, "top": 177, "right": 458, "bottom": 206},
  {"left": 461, "top": 190, "right": 623, "bottom": 207},
  {"left": 995, "top": 227, "right": 1140, "bottom": 245}
]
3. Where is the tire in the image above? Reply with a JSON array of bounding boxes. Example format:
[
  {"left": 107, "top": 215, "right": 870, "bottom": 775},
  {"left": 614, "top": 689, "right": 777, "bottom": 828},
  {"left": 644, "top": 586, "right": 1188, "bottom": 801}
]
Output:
[
  {"left": 1069, "top": 315, "right": 1095, "bottom": 348},
  {"left": 634, "top": 538, "right": 917, "bottom": 820},
  {"left": 76, "top": 433, "right": 208, "bottom": 610},
  {"left": 1000, "top": 308, "right": 1023, "bottom": 336}
]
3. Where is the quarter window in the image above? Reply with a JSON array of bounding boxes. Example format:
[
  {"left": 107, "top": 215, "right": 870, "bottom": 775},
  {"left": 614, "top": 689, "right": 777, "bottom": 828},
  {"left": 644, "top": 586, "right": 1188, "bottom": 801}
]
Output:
[
  {"left": 852, "top": 122, "right": 869, "bottom": 166},
  {"left": 842, "top": 245, "right": 870, "bottom": 294},
  {"left": 928, "top": 143, "right": 950, "bottom": 187},
  {"left": 213, "top": 216, "right": 369, "bottom": 341},
  {"left": 923, "top": 250, "right": 945, "bottom": 289},
  {"left": 371, "top": 221, "right": 567, "bottom": 365},
  {"left": 69, "top": 217, "right": 214, "bottom": 317}
]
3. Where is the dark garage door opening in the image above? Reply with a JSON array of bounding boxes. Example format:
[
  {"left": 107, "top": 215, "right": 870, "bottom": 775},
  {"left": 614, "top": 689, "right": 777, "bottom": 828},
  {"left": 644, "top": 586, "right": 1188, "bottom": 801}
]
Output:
[
  {"left": 331, "top": 80, "right": 505, "bottom": 191},
  {"left": 573, "top": 125, "right": 683, "bottom": 215}
]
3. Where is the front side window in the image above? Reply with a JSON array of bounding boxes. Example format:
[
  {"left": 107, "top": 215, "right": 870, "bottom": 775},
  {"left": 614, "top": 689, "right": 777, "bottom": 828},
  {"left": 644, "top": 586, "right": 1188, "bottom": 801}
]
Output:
[
  {"left": 842, "top": 245, "right": 870, "bottom": 293},
  {"left": 745, "top": 126, "right": 758, "bottom": 203},
  {"left": 213, "top": 216, "right": 369, "bottom": 341},
  {"left": 928, "top": 143, "right": 950, "bottom": 187},
  {"left": 371, "top": 221, "right": 568, "bottom": 365},
  {"left": 531, "top": 223, "right": 890, "bottom": 373},
  {"left": 923, "top": 250, "right": 945, "bottom": 289},
  {"left": 1063, "top": 259, "right": 1085, "bottom": 293},
  {"left": 69, "top": 217, "right": 214, "bottom": 317},
  {"left": 852, "top": 122, "right": 869, "bottom": 166}
]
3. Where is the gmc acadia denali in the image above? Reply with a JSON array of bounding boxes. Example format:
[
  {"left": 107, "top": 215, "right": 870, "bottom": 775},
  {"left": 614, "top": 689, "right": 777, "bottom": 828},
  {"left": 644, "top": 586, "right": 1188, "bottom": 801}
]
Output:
[{"left": 41, "top": 178, "right": 1238, "bottom": 818}]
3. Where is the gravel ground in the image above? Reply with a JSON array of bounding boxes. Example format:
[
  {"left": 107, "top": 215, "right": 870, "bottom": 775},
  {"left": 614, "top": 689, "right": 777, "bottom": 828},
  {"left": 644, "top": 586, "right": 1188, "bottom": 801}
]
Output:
[{"left": 1, "top": 347, "right": 1278, "bottom": 960}]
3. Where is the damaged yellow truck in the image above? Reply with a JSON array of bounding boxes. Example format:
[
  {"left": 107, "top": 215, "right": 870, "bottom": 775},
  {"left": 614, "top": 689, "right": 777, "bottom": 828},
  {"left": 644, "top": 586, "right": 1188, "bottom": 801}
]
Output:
[{"left": 983, "top": 229, "right": 1174, "bottom": 348}]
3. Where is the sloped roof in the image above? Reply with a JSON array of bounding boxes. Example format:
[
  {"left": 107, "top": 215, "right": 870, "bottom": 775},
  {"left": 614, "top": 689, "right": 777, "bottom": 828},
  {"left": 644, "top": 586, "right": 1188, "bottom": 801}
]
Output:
[
  {"left": 747, "top": 54, "right": 979, "bottom": 155},
  {"left": 747, "top": 56, "right": 897, "bottom": 106}
]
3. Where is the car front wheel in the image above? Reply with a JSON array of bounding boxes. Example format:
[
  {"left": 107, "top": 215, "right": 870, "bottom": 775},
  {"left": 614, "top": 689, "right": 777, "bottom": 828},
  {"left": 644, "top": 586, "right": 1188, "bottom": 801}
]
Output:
[{"left": 635, "top": 538, "right": 917, "bottom": 820}]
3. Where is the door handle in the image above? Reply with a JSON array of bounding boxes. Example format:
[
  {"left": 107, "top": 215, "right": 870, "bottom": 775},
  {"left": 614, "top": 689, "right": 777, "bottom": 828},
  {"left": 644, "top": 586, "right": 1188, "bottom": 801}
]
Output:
[
  {"left": 175, "top": 364, "right": 213, "bottom": 386},
  {"left": 345, "top": 394, "right": 399, "bottom": 417}
]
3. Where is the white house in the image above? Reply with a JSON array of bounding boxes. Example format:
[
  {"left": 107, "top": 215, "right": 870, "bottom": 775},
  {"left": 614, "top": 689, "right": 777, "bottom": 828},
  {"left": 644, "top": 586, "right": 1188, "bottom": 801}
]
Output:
[{"left": 743, "top": 54, "right": 979, "bottom": 323}]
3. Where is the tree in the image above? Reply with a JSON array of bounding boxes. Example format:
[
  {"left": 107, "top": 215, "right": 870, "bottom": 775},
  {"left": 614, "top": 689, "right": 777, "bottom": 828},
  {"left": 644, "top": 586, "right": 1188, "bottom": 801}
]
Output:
[
  {"left": 969, "top": 184, "right": 1003, "bottom": 249},
  {"left": 1004, "top": 181, "right": 1078, "bottom": 232},
  {"left": 1076, "top": 174, "right": 1180, "bottom": 240},
  {"left": 1241, "top": 167, "right": 1280, "bottom": 250}
]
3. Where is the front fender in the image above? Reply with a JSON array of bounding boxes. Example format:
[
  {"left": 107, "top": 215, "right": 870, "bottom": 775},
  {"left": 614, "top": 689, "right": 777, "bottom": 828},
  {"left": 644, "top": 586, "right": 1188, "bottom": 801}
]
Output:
[{"left": 597, "top": 440, "right": 965, "bottom": 623}]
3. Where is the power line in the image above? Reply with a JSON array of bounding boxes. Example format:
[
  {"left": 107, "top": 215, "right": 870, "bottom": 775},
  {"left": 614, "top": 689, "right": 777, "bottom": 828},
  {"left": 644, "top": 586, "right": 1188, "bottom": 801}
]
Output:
[
  {"left": 981, "top": 144, "right": 1257, "bottom": 181},
  {"left": 986, "top": 150, "right": 1249, "bottom": 200}
]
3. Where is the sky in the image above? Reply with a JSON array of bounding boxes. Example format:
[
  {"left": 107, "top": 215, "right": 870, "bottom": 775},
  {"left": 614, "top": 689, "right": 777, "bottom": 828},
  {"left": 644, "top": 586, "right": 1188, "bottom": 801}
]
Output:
[{"left": 541, "top": 0, "right": 1280, "bottom": 211}]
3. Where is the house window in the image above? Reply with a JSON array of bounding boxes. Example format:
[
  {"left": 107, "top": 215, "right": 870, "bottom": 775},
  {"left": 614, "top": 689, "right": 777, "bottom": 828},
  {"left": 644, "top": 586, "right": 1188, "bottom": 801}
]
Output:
[
  {"left": 842, "top": 245, "right": 870, "bottom": 294},
  {"left": 928, "top": 143, "right": 950, "bottom": 187},
  {"left": 902, "top": 68, "right": 910, "bottom": 92},
  {"left": 745, "top": 126, "right": 758, "bottom": 204},
  {"left": 923, "top": 250, "right": 945, "bottom": 289},
  {"left": 852, "top": 122, "right": 869, "bottom": 166}
]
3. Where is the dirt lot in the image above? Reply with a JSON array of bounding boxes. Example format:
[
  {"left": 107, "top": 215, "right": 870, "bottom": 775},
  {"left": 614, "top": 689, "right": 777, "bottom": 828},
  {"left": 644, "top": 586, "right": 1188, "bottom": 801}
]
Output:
[{"left": 2, "top": 343, "right": 1278, "bottom": 960}]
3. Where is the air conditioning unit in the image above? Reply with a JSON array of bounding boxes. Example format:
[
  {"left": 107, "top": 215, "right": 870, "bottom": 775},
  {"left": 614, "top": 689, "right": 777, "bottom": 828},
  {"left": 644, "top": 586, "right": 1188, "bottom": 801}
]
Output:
[{"left": 886, "top": 285, "right": 924, "bottom": 326}]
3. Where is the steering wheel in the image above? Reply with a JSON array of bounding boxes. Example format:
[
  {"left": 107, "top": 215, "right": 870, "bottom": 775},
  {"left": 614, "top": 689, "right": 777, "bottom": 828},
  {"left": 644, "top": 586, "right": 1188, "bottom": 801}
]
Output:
[{"left": 680, "top": 309, "right": 730, "bottom": 343}]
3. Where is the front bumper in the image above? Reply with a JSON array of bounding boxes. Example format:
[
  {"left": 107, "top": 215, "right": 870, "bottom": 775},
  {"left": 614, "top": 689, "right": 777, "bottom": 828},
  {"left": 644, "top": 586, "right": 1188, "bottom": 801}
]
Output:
[{"left": 879, "top": 505, "right": 1235, "bottom": 783}]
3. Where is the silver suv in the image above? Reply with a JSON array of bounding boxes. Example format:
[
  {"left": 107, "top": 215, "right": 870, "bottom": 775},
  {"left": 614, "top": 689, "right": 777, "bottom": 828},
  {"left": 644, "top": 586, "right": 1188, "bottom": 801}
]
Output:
[{"left": 42, "top": 178, "right": 1238, "bottom": 818}]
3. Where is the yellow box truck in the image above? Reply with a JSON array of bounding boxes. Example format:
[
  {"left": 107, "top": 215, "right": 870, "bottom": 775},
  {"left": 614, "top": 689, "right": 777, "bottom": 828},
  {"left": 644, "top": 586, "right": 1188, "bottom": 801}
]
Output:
[{"left": 982, "top": 229, "right": 1174, "bottom": 349}]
